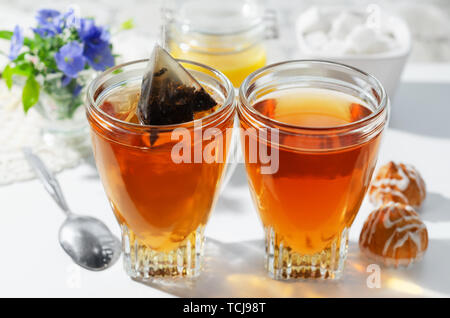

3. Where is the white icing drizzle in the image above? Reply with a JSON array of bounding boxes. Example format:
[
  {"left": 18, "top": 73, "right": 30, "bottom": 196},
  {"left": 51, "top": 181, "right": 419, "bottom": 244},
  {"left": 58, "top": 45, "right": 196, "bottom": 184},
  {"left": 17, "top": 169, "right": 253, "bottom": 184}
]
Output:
[
  {"left": 362, "top": 204, "right": 386, "bottom": 245},
  {"left": 404, "top": 163, "right": 426, "bottom": 198},
  {"left": 372, "top": 162, "right": 410, "bottom": 191},
  {"left": 370, "top": 162, "right": 426, "bottom": 207},
  {"left": 361, "top": 203, "right": 427, "bottom": 262},
  {"left": 382, "top": 222, "right": 426, "bottom": 256},
  {"left": 372, "top": 187, "right": 408, "bottom": 205}
]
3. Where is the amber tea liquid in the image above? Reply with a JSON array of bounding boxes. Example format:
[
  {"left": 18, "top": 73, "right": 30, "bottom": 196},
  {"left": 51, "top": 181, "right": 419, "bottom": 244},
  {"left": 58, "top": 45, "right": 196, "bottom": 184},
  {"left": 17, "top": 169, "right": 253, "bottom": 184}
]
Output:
[
  {"left": 88, "top": 84, "right": 234, "bottom": 279},
  {"left": 240, "top": 87, "right": 382, "bottom": 279}
]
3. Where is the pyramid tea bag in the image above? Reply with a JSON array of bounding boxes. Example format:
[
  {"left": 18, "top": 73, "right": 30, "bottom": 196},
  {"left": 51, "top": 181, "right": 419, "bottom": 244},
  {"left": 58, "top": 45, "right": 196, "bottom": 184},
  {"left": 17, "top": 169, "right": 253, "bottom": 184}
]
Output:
[{"left": 137, "top": 45, "right": 217, "bottom": 126}]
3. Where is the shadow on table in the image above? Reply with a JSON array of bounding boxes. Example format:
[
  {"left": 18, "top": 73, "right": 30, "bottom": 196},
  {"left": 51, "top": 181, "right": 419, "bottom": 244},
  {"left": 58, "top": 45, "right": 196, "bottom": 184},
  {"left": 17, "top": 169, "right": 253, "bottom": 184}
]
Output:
[
  {"left": 390, "top": 82, "right": 450, "bottom": 139},
  {"left": 215, "top": 164, "right": 250, "bottom": 214},
  {"left": 386, "top": 239, "right": 450, "bottom": 297},
  {"left": 136, "top": 238, "right": 448, "bottom": 297},
  {"left": 225, "top": 164, "right": 248, "bottom": 188},
  {"left": 421, "top": 192, "right": 450, "bottom": 222},
  {"left": 214, "top": 194, "right": 249, "bottom": 215}
]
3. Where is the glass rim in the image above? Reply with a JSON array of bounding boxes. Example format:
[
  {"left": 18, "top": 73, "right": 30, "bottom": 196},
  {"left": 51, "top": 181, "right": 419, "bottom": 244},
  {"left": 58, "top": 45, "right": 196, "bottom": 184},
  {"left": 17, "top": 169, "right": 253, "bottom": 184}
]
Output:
[
  {"left": 172, "top": 17, "right": 265, "bottom": 37},
  {"left": 238, "top": 59, "right": 388, "bottom": 133},
  {"left": 166, "top": 0, "right": 266, "bottom": 37},
  {"left": 167, "top": 20, "right": 266, "bottom": 56},
  {"left": 86, "top": 58, "right": 235, "bottom": 131}
]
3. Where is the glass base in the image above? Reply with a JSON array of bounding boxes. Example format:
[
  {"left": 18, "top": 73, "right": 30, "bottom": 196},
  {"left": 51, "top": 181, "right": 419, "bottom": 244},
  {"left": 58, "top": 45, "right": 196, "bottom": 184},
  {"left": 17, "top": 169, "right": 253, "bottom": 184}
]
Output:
[
  {"left": 121, "top": 224, "right": 205, "bottom": 281},
  {"left": 264, "top": 226, "right": 349, "bottom": 280}
]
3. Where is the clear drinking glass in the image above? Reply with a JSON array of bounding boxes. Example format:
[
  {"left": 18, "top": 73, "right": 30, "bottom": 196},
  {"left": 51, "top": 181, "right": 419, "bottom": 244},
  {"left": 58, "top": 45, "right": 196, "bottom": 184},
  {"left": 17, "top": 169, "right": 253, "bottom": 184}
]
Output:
[
  {"left": 86, "top": 59, "right": 235, "bottom": 281},
  {"left": 238, "top": 60, "right": 389, "bottom": 279}
]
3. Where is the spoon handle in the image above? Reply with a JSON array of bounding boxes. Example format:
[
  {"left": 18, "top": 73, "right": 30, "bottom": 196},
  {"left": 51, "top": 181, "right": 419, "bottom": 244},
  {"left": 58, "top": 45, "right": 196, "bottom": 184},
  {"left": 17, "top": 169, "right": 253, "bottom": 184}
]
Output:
[{"left": 23, "top": 148, "right": 71, "bottom": 215}]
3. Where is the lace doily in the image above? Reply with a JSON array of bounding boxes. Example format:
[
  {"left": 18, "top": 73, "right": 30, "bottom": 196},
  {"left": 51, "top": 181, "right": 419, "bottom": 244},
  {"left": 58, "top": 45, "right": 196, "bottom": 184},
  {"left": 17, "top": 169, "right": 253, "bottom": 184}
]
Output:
[{"left": 0, "top": 83, "right": 85, "bottom": 186}]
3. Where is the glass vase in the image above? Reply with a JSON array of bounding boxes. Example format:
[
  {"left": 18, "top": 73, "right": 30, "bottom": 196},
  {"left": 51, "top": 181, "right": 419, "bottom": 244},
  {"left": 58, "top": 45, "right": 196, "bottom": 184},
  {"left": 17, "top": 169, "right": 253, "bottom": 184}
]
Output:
[{"left": 35, "top": 71, "right": 96, "bottom": 148}]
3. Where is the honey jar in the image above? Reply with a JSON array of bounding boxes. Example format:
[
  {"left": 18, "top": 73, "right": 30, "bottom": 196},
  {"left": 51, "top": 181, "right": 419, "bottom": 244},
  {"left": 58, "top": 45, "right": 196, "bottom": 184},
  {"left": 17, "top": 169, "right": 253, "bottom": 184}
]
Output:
[{"left": 162, "top": 0, "right": 278, "bottom": 87}]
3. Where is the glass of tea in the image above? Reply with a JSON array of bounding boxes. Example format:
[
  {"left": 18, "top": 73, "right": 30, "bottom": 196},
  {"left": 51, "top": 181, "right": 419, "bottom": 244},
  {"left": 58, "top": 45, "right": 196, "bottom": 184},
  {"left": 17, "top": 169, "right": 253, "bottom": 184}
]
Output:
[
  {"left": 238, "top": 60, "right": 389, "bottom": 280},
  {"left": 86, "top": 59, "right": 235, "bottom": 280}
]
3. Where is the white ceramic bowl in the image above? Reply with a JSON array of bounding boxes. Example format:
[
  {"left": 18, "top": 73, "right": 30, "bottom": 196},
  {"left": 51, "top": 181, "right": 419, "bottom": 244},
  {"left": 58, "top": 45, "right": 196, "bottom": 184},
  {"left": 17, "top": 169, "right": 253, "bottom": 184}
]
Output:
[{"left": 296, "top": 6, "right": 412, "bottom": 98}]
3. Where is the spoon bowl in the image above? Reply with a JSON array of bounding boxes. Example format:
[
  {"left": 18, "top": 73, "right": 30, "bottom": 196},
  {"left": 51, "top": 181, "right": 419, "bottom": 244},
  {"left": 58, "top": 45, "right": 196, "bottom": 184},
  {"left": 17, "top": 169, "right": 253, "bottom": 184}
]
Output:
[
  {"left": 23, "top": 148, "right": 121, "bottom": 271},
  {"left": 59, "top": 215, "right": 121, "bottom": 271}
]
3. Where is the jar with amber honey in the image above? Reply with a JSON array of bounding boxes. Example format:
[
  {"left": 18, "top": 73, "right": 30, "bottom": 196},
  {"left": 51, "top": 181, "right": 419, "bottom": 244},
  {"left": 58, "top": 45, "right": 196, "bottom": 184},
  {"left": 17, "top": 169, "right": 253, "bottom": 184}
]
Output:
[{"left": 163, "top": 0, "right": 278, "bottom": 87}]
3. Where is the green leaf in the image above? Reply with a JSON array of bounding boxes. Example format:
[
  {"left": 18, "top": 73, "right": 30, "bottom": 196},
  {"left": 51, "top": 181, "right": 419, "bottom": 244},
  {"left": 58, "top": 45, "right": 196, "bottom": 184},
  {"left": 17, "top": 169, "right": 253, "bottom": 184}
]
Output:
[
  {"left": 120, "top": 19, "right": 134, "bottom": 30},
  {"left": 0, "top": 30, "right": 32, "bottom": 49},
  {"left": 22, "top": 75, "right": 40, "bottom": 112},
  {"left": 2, "top": 65, "right": 13, "bottom": 89},
  {"left": 1, "top": 61, "right": 35, "bottom": 90},
  {"left": 23, "top": 37, "right": 33, "bottom": 47},
  {"left": 13, "top": 52, "right": 27, "bottom": 62},
  {"left": 0, "top": 30, "right": 13, "bottom": 40},
  {"left": 14, "top": 61, "right": 34, "bottom": 76}
]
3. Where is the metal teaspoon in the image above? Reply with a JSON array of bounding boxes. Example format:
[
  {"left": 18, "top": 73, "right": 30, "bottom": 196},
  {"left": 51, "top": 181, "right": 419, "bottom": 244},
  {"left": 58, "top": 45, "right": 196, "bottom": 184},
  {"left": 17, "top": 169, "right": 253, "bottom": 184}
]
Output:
[{"left": 23, "top": 148, "right": 121, "bottom": 271}]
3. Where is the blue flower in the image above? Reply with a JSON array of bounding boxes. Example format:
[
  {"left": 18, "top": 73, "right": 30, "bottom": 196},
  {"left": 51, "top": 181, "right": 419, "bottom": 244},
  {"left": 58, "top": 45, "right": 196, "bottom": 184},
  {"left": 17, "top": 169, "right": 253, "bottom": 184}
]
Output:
[
  {"left": 72, "top": 84, "right": 82, "bottom": 96},
  {"left": 61, "top": 76, "right": 82, "bottom": 96},
  {"left": 36, "top": 9, "right": 60, "bottom": 26},
  {"left": 61, "top": 75, "right": 72, "bottom": 87},
  {"left": 55, "top": 42, "right": 86, "bottom": 78},
  {"left": 77, "top": 18, "right": 110, "bottom": 43},
  {"left": 8, "top": 25, "right": 24, "bottom": 60},
  {"left": 54, "top": 8, "right": 78, "bottom": 30},
  {"left": 63, "top": 9, "right": 78, "bottom": 29},
  {"left": 32, "top": 27, "right": 52, "bottom": 38},
  {"left": 77, "top": 18, "right": 114, "bottom": 71},
  {"left": 84, "top": 42, "right": 114, "bottom": 71},
  {"left": 34, "top": 9, "right": 61, "bottom": 37}
]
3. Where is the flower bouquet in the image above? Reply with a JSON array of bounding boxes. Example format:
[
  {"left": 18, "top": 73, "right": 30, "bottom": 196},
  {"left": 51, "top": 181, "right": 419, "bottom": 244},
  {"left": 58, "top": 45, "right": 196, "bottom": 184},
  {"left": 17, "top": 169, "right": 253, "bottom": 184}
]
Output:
[{"left": 0, "top": 8, "right": 130, "bottom": 137}]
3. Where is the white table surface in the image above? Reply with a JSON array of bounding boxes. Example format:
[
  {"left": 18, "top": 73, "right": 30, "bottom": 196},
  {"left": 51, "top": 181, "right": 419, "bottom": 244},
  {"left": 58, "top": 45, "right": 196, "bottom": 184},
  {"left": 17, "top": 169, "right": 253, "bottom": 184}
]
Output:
[{"left": 1, "top": 67, "right": 450, "bottom": 298}]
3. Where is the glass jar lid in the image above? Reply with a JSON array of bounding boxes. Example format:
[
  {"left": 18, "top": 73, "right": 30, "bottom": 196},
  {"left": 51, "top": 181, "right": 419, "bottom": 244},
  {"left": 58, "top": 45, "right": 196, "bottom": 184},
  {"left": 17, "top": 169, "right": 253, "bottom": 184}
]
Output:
[{"left": 168, "top": 0, "right": 266, "bottom": 35}]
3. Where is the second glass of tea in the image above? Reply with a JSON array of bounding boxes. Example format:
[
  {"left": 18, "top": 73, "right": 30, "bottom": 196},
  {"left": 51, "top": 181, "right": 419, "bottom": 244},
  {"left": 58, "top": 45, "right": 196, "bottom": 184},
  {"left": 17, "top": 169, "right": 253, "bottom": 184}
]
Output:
[
  {"left": 86, "top": 59, "right": 235, "bottom": 281},
  {"left": 238, "top": 60, "right": 389, "bottom": 279}
]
